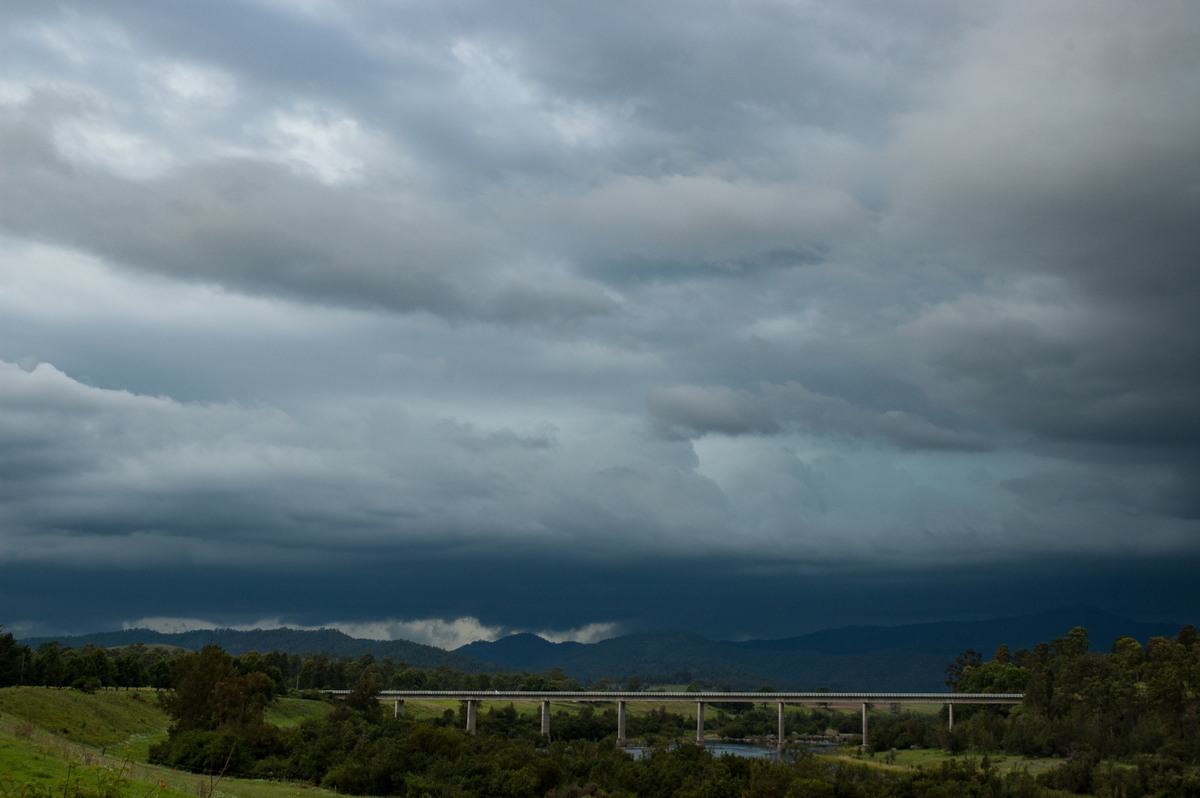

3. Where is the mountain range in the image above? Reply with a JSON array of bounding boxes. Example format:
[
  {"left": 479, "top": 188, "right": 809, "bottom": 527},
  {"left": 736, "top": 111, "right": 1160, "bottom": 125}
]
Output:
[{"left": 19, "top": 605, "right": 1188, "bottom": 692}]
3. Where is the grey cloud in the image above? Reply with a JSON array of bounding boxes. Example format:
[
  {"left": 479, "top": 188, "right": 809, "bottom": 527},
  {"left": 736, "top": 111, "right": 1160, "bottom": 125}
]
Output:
[
  {"left": 764, "top": 381, "right": 989, "bottom": 451},
  {"left": 647, "top": 380, "right": 986, "bottom": 451},
  {"left": 0, "top": 358, "right": 719, "bottom": 565},
  {"left": 646, "top": 384, "right": 779, "bottom": 440},
  {"left": 482, "top": 280, "right": 621, "bottom": 325},
  {"left": 0, "top": 105, "right": 449, "bottom": 307},
  {"left": 881, "top": 0, "right": 1200, "bottom": 458},
  {"left": 526, "top": 176, "right": 865, "bottom": 279},
  {"left": 895, "top": 285, "right": 1200, "bottom": 452},
  {"left": 1001, "top": 464, "right": 1196, "bottom": 525},
  {"left": 0, "top": 96, "right": 629, "bottom": 326},
  {"left": 440, "top": 420, "right": 558, "bottom": 453}
]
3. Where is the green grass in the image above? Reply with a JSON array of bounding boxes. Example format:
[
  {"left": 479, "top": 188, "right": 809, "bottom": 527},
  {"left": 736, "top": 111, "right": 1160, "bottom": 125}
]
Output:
[
  {"left": 0, "top": 712, "right": 175, "bottom": 797},
  {"left": 0, "top": 688, "right": 170, "bottom": 749},
  {"left": 0, "top": 688, "right": 336, "bottom": 798},
  {"left": 265, "top": 697, "right": 332, "bottom": 728}
]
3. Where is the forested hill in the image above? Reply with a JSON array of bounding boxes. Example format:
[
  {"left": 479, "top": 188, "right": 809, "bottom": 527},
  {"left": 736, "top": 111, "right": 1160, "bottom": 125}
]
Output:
[
  {"left": 18, "top": 627, "right": 489, "bottom": 672},
  {"left": 457, "top": 630, "right": 948, "bottom": 690},
  {"left": 455, "top": 606, "right": 1186, "bottom": 691},
  {"left": 730, "top": 604, "right": 1184, "bottom": 657}
]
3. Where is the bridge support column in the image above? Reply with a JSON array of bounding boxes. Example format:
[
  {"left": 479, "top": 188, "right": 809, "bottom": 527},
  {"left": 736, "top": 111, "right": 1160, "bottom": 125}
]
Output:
[
  {"left": 541, "top": 700, "right": 551, "bottom": 738},
  {"left": 465, "top": 700, "right": 477, "bottom": 734},
  {"left": 861, "top": 703, "right": 869, "bottom": 753},
  {"left": 777, "top": 703, "right": 786, "bottom": 756},
  {"left": 394, "top": 699, "right": 405, "bottom": 717},
  {"left": 617, "top": 701, "right": 627, "bottom": 748},
  {"left": 696, "top": 702, "right": 705, "bottom": 746},
  {"left": 947, "top": 703, "right": 954, "bottom": 732}
]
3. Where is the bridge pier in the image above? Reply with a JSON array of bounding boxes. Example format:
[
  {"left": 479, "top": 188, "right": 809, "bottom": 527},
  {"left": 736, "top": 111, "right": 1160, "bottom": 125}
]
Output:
[
  {"left": 321, "top": 689, "right": 1023, "bottom": 752},
  {"left": 777, "top": 702, "right": 786, "bottom": 756},
  {"left": 541, "top": 700, "right": 551, "bottom": 738}
]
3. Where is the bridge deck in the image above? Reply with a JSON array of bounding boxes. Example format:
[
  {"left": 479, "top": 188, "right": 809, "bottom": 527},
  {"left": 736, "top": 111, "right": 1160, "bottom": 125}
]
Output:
[{"left": 326, "top": 689, "right": 1023, "bottom": 704}]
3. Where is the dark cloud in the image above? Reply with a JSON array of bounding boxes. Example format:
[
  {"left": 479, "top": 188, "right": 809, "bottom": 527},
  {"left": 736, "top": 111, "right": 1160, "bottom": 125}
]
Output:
[
  {"left": 5, "top": 551, "right": 1199, "bottom": 641},
  {"left": 2, "top": 0, "right": 1198, "bottom": 643}
]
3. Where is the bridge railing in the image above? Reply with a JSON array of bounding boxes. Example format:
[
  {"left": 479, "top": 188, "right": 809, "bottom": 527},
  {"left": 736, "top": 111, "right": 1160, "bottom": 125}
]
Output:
[{"left": 322, "top": 689, "right": 1023, "bottom": 753}]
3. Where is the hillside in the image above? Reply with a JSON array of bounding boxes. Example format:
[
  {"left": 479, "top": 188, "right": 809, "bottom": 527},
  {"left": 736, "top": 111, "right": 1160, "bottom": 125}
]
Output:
[
  {"left": 460, "top": 629, "right": 947, "bottom": 690},
  {"left": 19, "top": 627, "right": 490, "bottom": 672},
  {"left": 0, "top": 687, "right": 337, "bottom": 798},
  {"left": 730, "top": 604, "right": 1184, "bottom": 657}
]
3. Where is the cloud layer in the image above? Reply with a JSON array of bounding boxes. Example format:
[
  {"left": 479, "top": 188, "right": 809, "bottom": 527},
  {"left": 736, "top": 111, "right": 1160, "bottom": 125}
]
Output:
[{"left": 2, "top": 0, "right": 1198, "bottom": 641}]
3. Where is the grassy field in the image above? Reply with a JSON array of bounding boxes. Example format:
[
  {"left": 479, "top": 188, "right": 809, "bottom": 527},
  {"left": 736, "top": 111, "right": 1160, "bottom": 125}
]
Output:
[
  {"left": 265, "top": 697, "right": 333, "bottom": 728},
  {"left": 0, "top": 688, "right": 169, "bottom": 749},
  {"left": 0, "top": 688, "right": 336, "bottom": 798}
]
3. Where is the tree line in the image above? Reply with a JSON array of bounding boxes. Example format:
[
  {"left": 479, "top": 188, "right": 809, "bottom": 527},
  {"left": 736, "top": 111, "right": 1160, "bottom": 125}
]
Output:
[
  {"left": 0, "top": 628, "right": 583, "bottom": 693},
  {"left": 857, "top": 624, "right": 1200, "bottom": 794}
]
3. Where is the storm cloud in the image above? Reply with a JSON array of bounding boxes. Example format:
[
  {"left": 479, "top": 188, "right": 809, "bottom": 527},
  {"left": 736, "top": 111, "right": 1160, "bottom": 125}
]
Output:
[{"left": 2, "top": 0, "right": 1198, "bottom": 645}]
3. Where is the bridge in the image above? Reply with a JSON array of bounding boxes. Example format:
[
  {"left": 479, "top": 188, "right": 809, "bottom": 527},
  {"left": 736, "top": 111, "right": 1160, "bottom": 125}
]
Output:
[{"left": 326, "top": 690, "right": 1024, "bottom": 754}]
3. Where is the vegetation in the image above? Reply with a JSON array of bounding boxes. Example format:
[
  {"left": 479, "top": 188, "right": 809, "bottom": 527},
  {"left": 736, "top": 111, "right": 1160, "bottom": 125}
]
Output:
[{"left": 3, "top": 622, "right": 1200, "bottom": 796}]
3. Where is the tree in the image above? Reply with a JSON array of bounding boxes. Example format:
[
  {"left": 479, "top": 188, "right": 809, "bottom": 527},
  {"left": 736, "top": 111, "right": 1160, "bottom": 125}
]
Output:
[
  {"left": 68, "top": 645, "right": 116, "bottom": 689},
  {"left": 163, "top": 645, "right": 272, "bottom": 735},
  {"left": 342, "top": 674, "right": 384, "bottom": 722},
  {"left": 35, "top": 642, "right": 67, "bottom": 687},
  {"left": 0, "top": 627, "right": 31, "bottom": 686},
  {"left": 151, "top": 644, "right": 278, "bottom": 774},
  {"left": 113, "top": 648, "right": 149, "bottom": 687},
  {"left": 1052, "top": 626, "right": 1090, "bottom": 659},
  {"left": 945, "top": 648, "right": 983, "bottom": 690}
]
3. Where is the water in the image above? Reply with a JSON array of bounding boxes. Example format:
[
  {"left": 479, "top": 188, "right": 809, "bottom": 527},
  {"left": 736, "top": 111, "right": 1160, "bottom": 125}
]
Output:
[{"left": 625, "top": 740, "right": 839, "bottom": 760}]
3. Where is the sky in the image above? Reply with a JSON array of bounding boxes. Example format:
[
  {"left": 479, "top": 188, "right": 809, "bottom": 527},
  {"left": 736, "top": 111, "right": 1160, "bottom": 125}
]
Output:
[{"left": 2, "top": 0, "right": 1198, "bottom": 650}]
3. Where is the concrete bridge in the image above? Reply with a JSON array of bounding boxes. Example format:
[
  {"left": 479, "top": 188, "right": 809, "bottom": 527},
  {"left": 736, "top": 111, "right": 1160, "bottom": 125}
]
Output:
[{"left": 325, "top": 690, "right": 1024, "bottom": 754}]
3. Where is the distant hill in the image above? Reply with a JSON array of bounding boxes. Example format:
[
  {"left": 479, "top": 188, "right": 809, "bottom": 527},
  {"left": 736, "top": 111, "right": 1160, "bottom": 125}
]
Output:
[
  {"left": 18, "top": 605, "right": 1189, "bottom": 693},
  {"left": 18, "top": 627, "right": 490, "bottom": 672},
  {"left": 729, "top": 605, "right": 1186, "bottom": 658},
  {"left": 456, "top": 632, "right": 584, "bottom": 672},
  {"left": 457, "top": 606, "right": 1190, "bottom": 692},
  {"left": 460, "top": 629, "right": 946, "bottom": 691}
]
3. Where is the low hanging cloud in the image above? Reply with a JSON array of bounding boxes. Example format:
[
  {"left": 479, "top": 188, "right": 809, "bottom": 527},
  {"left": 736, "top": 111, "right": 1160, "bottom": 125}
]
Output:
[{"left": 123, "top": 615, "right": 619, "bottom": 650}]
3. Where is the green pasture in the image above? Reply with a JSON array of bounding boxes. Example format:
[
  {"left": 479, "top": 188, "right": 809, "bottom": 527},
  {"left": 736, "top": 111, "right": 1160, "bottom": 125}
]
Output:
[
  {"left": 0, "top": 688, "right": 168, "bottom": 750},
  {"left": 265, "top": 697, "right": 333, "bottom": 728},
  {"left": 0, "top": 688, "right": 335, "bottom": 798}
]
